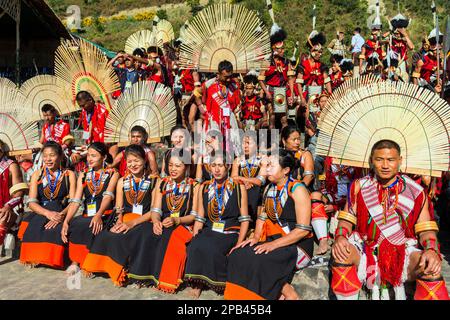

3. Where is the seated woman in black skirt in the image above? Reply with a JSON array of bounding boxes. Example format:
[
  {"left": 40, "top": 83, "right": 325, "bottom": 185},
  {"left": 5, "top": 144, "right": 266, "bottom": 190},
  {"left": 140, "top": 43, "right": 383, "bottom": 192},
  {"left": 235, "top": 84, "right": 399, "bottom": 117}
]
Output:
[
  {"left": 184, "top": 152, "right": 250, "bottom": 298},
  {"left": 19, "top": 141, "right": 76, "bottom": 269},
  {"left": 61, "top": 142, "right": 119, "bottom": 271},
  {"left": 111, "top": 148, "right": 199, "bottom": 292},
  {"left": 82, "top": 145, "right": 158, "bottom": 286},
  {"left": 224, "top": 149, "right": 313, "bottom": 300}
]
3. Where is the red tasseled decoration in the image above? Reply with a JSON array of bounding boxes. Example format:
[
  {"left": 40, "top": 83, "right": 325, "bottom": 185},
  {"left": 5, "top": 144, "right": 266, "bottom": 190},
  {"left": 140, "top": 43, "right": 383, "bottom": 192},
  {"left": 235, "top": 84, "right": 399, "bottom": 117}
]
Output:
[{"left": 378, "top": 239, "right": 406, "bottom": 287}]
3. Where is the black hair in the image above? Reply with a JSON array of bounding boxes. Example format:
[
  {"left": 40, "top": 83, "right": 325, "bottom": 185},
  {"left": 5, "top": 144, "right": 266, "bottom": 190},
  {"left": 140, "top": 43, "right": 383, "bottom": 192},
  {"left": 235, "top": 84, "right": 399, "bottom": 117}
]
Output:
[
  {"left": 147, "top": 46, "right": 163, "bottom": 56},
  {"left": 124, "top": 144, "right": 146, "bottom": 161},
  {"left": 88, "top": 142, "right": 113, "bottom": 164},
  {"left": 41, "top": 104, "right": 58, "bottom": 114},
  {"left": 42, "top": 141, "right": 64, "bottom": 158},
  {"left": 273, "top": 149, "right": 296, "bottom": 175},
  {"left": 168, "top": 147, "right": 188, "bottom": 165},
  {"left": 132, "top": 48, "right": 144, "bottom": 57},
  {"left": 370, "top": 139, "right": 401, "bottom": 158},
  {"left": 281, "top": 125, "right": 301, "bottom": 146},
  {"left": 354, "top": 27, "right": 361, "bottom": 33},
  {"left": 330, "top": 54, "right": 344, "bottom": 64},
  {"left": 170, "top": 125, "right": 187, "bottom": 137},
  {"left": 218, "top": 60, "right": 233, "bottom": 73},
  {"left": 75, "top": 90, "right": 94, "bottom": 102},
  {"left": 130, "top": 125, "right": 149, "bottom": 142},
  {"left": 383, "top": 58, "right": 399, "bottom": 69}
]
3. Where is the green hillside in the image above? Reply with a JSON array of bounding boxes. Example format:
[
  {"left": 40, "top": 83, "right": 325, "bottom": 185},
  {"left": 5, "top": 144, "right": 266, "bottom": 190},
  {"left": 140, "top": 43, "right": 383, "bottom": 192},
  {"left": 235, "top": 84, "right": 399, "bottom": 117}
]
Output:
[{"left": 45, "top": 0, "right": 450, "bottom": 56}]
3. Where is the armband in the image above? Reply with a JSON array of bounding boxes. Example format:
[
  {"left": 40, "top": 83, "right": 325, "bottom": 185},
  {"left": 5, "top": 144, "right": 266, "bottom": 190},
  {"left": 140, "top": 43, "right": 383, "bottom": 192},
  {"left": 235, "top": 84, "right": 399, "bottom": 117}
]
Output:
[
  {"left": 9, "top": 182, "right": 29, "bottom": 195},
  {"left": 194, "top": 81, "right": 201, "bottom": 87},
  {"left": 195, "top": 178, "right": 203, "bottom": 184},
  {"left": 414, "top": 221, "right": 439, "bottom": 235},
  {"left": 303, "top": 170, "right": 315, "bottom": 176},
  {"left": 337, "top": 210, "right": 357, "bottom": 225},
  {"left": 323, "top": 77, "right": 331, "bottom": 84},
  {"left": 358, "top": 54, "right": 366, "bottom": 60},
  {"left": 102, "top": 191, "right": 115, "bottom": 200},
  {"left": 151, "top": 207, "right": 163, "bottom": 216},
  {"left": 193, "top": 87, "right": 203, "bottom": 98},
  {"left": 194, "top": 216, "right": 207, "bottom": 224},
  {"left": 287, "top": 70, "right": 296, "bottom": 77},
  {"left": 257, "top": 75, "right": 266, "bottom": 81},
  {"left": 295, "top": 224, "right": 313, "bottom": 232},
  {"left": 238, "top": 215, "right": 252, "bottom": 223},
  {"left": 412, "top": 72, "right": 421, "bottom": 78},
  {"left": 295, "top": 78, "right": 304, "bottom": 84},
  {"left": 147, "top": 59, "right": 154, "bottom": 67}
]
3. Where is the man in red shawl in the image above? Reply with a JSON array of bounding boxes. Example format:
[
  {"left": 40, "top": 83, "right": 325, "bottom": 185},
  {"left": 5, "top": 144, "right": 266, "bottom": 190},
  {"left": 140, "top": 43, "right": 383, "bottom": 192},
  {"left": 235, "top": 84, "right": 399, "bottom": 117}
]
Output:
[
  {"left": 194, "top": 60, "right": 241, "bottom": 157},
  {"left": 331, "top": 139, "right": 449, "bottom": 300},
  {"left": 39, "top": 104, "right": 71, "bottom": 146}
]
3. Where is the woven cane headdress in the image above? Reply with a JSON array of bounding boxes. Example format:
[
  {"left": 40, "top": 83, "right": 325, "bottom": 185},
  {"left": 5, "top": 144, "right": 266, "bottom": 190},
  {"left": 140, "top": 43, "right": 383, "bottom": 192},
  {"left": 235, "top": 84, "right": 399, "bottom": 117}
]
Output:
[
  {"left": 316, "top": 76, "right": 450, "bottom": 177},
  {"left": 55, "top": 39, "right": 120, "bottom": 111},
  {"left": 153, "top": 17, "right": 175, "bottom": 44},
  {"left": 125, "top": 29, "right": 163, "bottom": 54},
  {"left": 0, "top": 78, "right": 39, "bottom": 154},
  {"left": 178, "top": 3, "right": 271, "bottom": 73},
  {"left": 105, "top": 81, "right": 177, "bottom": 144},
  {"left": 20, "top": 75, "right": 76, "bottom": 120}
]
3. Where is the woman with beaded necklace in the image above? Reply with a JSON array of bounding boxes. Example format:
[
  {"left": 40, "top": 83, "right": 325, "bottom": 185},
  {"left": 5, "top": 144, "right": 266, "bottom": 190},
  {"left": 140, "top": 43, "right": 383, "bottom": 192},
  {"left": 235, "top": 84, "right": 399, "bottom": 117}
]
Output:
[
  {"left": 225, "top": 149, "right": 313, "bottom": 300},
  {"left": 19, "top": 141, "right": 76, "bottom": 269},
  {"left": 81, "top": 144, "right": 158, "bottom": 286},
  {"left": 114, "top": 148, "right": 199, "bottom": 292},
  {"left": 61, "top": 142, "right": 120, "bottom": 272},
  {"left": 184, "top": 152, "right": 250, "bottom": 298}
]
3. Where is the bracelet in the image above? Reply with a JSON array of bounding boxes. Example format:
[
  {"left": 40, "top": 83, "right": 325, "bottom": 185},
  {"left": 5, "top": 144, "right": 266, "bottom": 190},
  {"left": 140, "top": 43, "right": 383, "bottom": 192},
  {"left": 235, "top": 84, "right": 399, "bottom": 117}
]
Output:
[
  {"left": 151, "top": 207, "right": 163, "bottom": 216},
  {"left": 238, "top": 215, "right": 252, "bottom": 223},
  {"left": 114, "top": 206, "right": 124, "bottom": 214},
  {"left": 194, "top": 81, "right": 201, "bottom": 87},
  {"left": 256, "top": 175, "right": 266, "bottom": 185},
  {"left": 412, "top": 72, "right": 421, "bottom": 78},
  {"left": 358, "top": 54, "right": 365, "bottom": 60},
  {"left": 189, "top": 210, "right": 198, "bottom": 217},
  {"left": 414, "top": 221, "right": 439, "bottom": 235},
  {"left": 335, "top": 226, "right": 350, "bottom": 239},
  {"left": 102, "top": 191, "right": 115, "bottom": 200},
  {"left": 147, "top": 59, "right": 154, "bottom": 67},
  {"left": 295, "top": 223, "right": 312, "bottom": 232},
  {"left": 193, "top": 87, "right": 202, "bottom": 98},
  {"left": 195, "top": 178, "right": 203, "bottom": 184},
  {"left": 337, "top": 210, "right": 357, "bottom": 225},
  {"left": 257, "top": 215, "right": 267, "bottom": 222},
  {"left": 295, "top": 78, "right": 304, "bottom": 84},
  {"left": 68, "top": 198, "right": 83, "bottom": 204},
  {"left": 194, "top": 216, "right": 207, "bottom": 224},
  {"left": 421, "top": 238, "right": 440, "bottom": 254},
  {"left": 323, "top": 77, "right": 331, "bottom": 84},
  {"left": 5, "top": 197, "right": 22, "bottom": 209},
  {"left": 174, "top": 217, "right": 181, "bottom": 226},
  {"left": 26, "top": 198, "right": 39, "bottom": 205}
]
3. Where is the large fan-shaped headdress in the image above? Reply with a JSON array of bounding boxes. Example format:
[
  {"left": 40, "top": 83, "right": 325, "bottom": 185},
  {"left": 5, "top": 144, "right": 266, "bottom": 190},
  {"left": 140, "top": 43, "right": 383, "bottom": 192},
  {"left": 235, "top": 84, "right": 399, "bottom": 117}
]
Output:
[
  {"left": 105, "top": 81, "right": 177, "bottom": 144},
  {"left": 20, "top": 75, "right": 76, "bottom": 120},
  {"left": 0, "top": 78, "right": 39, "bottom": 154},
  {"left": 152, "top": 17, "right": 174, "bottom": 44},
  {"left": 125, "top": 29, "right": 164, "bottom": 55},
  {"left": 55, "top": 39, "right": 120, "bottom": 111},
  {"left": 316, "top": 76, "right": 450, "bottom": 177},
  {"left": 178, "top": 3, "right": 271, "bottom": 73}
]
